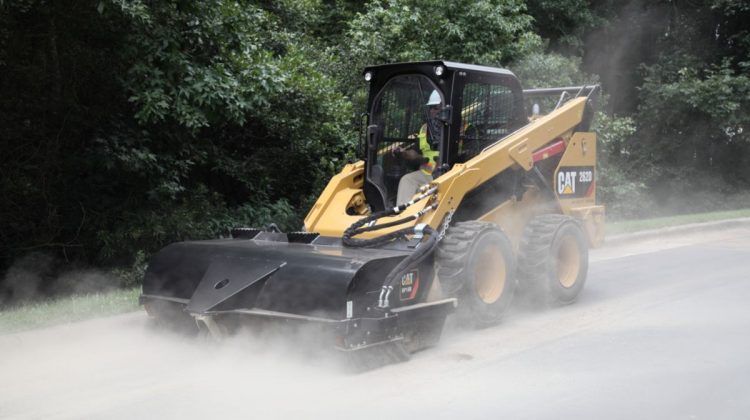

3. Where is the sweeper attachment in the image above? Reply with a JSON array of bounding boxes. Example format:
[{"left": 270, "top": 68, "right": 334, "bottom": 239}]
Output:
[{"left": 141, "top": 61, "right": 605, "bottom": 369}]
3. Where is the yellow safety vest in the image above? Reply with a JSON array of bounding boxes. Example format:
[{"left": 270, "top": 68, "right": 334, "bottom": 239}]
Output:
[{"left": 418, "top": 124, "right": 440, "bottom": 175}]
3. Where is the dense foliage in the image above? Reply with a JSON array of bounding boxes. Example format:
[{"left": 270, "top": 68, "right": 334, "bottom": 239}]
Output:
[
  {"left": 585, "top": 0, "right": 750, "bottom": 213},
  {"left": 1, "top": 0, "right": 749, "bottom": 300}
]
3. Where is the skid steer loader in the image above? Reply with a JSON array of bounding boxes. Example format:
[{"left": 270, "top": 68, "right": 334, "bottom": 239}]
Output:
[{"left": 140, "top": 61, "right": 605, "bottom": 368}]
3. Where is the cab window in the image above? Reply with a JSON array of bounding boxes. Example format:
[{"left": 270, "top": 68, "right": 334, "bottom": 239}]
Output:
[
  {"left": 367, "top": 75, "right": 442, "bottom": 206},
  {"left": 459, "top": 82, "right": 515, "bottom": 161}
]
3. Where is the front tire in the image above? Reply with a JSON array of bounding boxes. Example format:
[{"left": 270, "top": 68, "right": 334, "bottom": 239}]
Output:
[{"left": 436, "top": 221, "right": 517, "bottom": 327}]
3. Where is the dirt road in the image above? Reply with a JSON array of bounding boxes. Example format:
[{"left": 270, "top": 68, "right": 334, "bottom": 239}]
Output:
[{"left": 2, "top": 225, "right": 749, "bottom": 419}]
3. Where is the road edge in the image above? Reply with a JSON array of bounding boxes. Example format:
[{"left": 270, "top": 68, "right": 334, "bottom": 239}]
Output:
[{"left": 605, "top": 217, "right": 750, "bottom": 246}]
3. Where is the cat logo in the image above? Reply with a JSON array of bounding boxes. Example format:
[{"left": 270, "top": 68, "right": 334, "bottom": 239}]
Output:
[
  {"left": 399, "top": 270, "right": 420, "bottom": 301},
  {"left": 555, "top": 166, "right": 595, "bottom": 198},
  {"left": 557, "top": 170, "right": 577, "bottom": 195}
]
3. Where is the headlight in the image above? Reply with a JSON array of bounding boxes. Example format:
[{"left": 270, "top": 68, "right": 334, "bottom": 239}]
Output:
[
  {"left": 434, "top": 65, "right": 445, "bottom": 76},
  {"left": 364, "top": 71, "right": 373, "bottom": 82}
]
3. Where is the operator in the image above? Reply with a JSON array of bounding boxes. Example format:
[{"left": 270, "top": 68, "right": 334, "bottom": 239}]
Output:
[{"left": 396, "top": 90, "right": 443, "bottom": 204}]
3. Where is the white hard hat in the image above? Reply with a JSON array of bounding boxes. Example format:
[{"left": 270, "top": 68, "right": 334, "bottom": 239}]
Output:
[{"left": 426, "top": 90, "right": 442, "bottom": 106}]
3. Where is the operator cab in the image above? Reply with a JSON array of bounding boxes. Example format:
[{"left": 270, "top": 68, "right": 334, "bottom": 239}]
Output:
[{"left": 362, "top": 61, "right": 528, "bottom": 211}]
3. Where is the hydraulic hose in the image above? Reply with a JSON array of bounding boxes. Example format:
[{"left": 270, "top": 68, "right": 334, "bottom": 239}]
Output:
[
  {"left": 341, "top": 186, "right": 441, "bottom": 308},
  {"left": 377, "top": 224, "right": 438, "bottom": 308},
  {"left": 342, "top": 186, "right": 437, "bottom": 248}
]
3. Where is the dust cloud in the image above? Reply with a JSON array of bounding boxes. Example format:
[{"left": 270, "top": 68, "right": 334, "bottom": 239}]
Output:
[
  {"left": 0, "top": 313, "right": 369, "bottom": 419},
  {"left": 1, "top": 252, "right": 57, "bottom": 304},
  {"left": 3, "top": 225, "right": 750, "bottom": 419},
  {"left": 1, "top": 251, "right": 121, "bottom": 306},
  {"left": 0, "top": 290, "right": 532, "bottom": 419},
  {"left": 0, "top": 302, "right": 547, "bottom": 420}
]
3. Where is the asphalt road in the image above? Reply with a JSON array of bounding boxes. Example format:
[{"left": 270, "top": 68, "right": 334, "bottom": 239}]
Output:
[{"left": 1, "top": 225, "right": 749, "bottom": 420}]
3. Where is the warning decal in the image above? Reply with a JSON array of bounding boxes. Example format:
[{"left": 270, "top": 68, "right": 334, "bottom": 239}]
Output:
[{"left": 555, "top": 166, "right": 595, "bottom": 199}]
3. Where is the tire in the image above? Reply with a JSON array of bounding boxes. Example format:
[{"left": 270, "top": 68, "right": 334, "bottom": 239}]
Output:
[
  {"left": 517, "top": 214, "right": 589, "bottom": 305},
  {"left": 436, "top": 221, "right": 516, "bottom": 328}
]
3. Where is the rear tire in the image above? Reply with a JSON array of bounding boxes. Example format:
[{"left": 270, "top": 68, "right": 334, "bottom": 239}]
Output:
[
  {"left": 436, "top": 221, "right": 516, "bottom": 328},
  {"left": 517, "top": 214, "right": 589, "bottom": 305}
]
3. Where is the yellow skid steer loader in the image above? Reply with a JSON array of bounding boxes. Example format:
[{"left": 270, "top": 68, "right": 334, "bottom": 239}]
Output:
[{"left": 140, "top": 61, "right": 605, "bottom": 368}]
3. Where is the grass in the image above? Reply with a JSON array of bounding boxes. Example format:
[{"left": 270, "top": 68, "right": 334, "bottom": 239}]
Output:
[
  {"left": 2, "top": 208, "right": 749, "bottom": 335},
  {"left": 0, "top": 287, "right": 141, "bottom": 335},
  {"left": 606, "top": 208, "right": 750, "bottom": 235}
]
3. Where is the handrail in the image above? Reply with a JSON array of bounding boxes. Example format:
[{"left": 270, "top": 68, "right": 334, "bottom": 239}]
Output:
[{"left": 522, "top": 85, "right": 599, "bottom": 98}]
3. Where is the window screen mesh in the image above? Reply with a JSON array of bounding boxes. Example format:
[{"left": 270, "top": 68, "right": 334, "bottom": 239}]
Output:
[
  {"left": 373, "top": 76, "right": 435, "bottom": 141},
  {"left": 371, "top": 75, "right": 440, "bottom": 166},
  {"left": 367, "top": 75, "right": 442, "bottom": 206},
  {"left": 460, "top": 82, "right": 515, "bottom": 160}
]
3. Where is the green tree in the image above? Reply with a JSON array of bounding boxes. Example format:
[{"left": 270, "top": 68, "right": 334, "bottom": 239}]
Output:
[
  {"left": 636, "top": 59, "right": 750, "bottom": 202},
  {"left": 348, "top": 0, "right": 540, "bottom": 65},
  {"left": 0, "top": 0, "right": 356, "bottom": 299},
  {"left": 335, "top": 0, "right": 541, "bottom": 108},
  {"left": 628, "top": 1, "right": 750, "bottom": 211},
  {"left": 525, "top": 0, "right": 601, "bottom": 54}
]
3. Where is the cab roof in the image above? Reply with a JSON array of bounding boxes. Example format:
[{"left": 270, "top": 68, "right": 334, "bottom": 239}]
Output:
[{"left": 363, "top": 60, "right": 517, "bottom": 78}]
